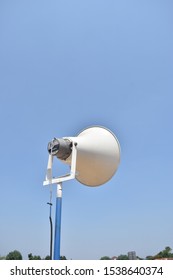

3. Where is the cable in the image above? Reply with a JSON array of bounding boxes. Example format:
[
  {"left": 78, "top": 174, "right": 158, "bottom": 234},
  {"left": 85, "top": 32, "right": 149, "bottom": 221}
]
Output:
[
  {"left": 47, "top": 196, "right": 53, "bottom": 260},
  {"left": 47, "top": 145, "right": 53, "bottom": 259}
]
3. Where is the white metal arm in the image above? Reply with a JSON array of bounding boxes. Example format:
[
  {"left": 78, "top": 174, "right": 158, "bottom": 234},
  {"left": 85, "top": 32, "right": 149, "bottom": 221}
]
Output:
[{"left": 43, "top": 142, "right": 77, "bottom": 186}]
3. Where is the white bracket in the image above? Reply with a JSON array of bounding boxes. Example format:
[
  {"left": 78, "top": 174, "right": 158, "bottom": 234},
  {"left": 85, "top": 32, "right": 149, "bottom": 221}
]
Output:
[{"left": 43, "top": 142, "right": 77, "bottom": 186}]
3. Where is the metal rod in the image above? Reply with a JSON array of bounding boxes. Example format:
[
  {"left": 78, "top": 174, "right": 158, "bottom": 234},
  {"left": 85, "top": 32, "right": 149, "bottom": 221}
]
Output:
[{"left": 54, "top": 183, "right": 62, "bottom": 260}]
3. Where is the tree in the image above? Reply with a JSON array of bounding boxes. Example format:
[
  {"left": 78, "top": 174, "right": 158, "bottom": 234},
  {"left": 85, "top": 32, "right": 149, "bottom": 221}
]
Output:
[
  {"left": 28, "top": 253, "right": 67, "bottom": 260},
  {"left": 6, "top": 250, "right": 22, "bottom": 260},
  {"left": 154, "top": 246, "right": 173, "bottom": 259},
  {"left": 146, "top": 246, "right": 173, "bottom": 260},
  {"left": 163, "top": 246, "right": 173, "bottom": 257},
  {"left": 60, "top": 256, "right": 67, "bottom": 260},
  {"left": 117, "top": 254, "right": 129, "bottom": 260},
  {"left": 100, "top": 256, "right": 111, "bottom": 260},
  {"left": 146, "top": 255, "right": 154, "bottom": 260},
  {"left": 28, "top": 253, "right": 41, "bottom": 260}
]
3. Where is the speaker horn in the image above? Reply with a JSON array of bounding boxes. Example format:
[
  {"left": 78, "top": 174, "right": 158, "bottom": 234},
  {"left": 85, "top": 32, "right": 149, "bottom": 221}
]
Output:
[{"left": 48, "top": 126, "right": 120, "bottom": 187}]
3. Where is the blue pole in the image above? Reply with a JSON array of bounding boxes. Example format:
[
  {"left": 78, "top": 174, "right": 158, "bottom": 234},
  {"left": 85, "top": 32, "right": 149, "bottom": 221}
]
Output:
[{"left": 54, "top": 183, "right": 62, "bottom": 260}]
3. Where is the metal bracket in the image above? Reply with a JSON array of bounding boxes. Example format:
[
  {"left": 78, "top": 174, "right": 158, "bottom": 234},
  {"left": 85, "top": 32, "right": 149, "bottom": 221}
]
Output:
[{"left": 43, "top": 142, "right": 77, "bottom": 186}]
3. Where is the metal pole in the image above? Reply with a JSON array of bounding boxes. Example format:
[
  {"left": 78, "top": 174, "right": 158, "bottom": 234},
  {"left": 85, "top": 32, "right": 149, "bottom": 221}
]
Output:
[{"left": 54, "top": 183, "right": 62, "bottom": 260}]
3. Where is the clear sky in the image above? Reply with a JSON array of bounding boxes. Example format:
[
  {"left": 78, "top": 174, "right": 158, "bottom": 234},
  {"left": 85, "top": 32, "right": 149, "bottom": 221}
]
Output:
[{"left": 0, "top": 0, "right": 173, "bottom": 260}]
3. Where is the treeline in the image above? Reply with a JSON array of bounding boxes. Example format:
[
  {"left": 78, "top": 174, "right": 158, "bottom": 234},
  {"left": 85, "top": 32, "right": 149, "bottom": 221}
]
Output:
[
  {"left": 100, "top": 246, "right": 173, "bottom": 260},
  {"left": 0, "top": 250, "right": 66, "bottom": 260},
  {"left": 1, "top": 246, "right": 173, "bottom": 260}
]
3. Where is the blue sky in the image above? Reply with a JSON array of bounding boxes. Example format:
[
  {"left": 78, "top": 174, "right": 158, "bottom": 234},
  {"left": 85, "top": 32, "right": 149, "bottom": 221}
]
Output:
[{"left": 0, "top": 0, "right": 173, "bottom": 259}]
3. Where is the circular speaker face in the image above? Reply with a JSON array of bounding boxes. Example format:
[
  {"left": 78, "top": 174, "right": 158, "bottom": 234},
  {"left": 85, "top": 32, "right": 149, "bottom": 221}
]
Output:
[{"left": 73, "top": 126, "right": 120, "bottom": 187}]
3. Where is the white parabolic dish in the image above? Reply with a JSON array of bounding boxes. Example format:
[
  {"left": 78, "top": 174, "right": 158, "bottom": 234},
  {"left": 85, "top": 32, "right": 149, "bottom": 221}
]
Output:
[{"left": 62, "top": 126, "right": 121, "bottom": 187}]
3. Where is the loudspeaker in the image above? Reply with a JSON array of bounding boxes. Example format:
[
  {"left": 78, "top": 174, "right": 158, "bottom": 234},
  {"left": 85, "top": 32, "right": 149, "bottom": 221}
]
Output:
[{"left": 59, "top": 126, "right": 120, "bottom": 187}]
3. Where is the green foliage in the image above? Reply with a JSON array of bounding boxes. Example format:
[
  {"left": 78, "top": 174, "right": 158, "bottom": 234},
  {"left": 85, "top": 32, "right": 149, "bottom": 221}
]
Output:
[
  {"left": 28, "top": 253, "right": 41, "bottom": 260},
  {"left": 117, "top": 254, "right": 129, "bottom": 260},
  {"left": 100, "top": 256, "right": 111, "bottom": 260},
  {"left": 28, "top": 253, "right": 67, "bottom": 260},
  {"left": 60, "top": 256, "right": 67, "bottom": 260},
  {"left": 6, "top": 250, "right": 22, "bottom": 260},
  {"left": 154, "top": 246, "right": 173, "bottom": 259},
  {"left": 0, "top": 256, "right": 6, "bottom": 260},
  {"left": 146, "top": 255, "right": 154, "bottom": 260}
]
